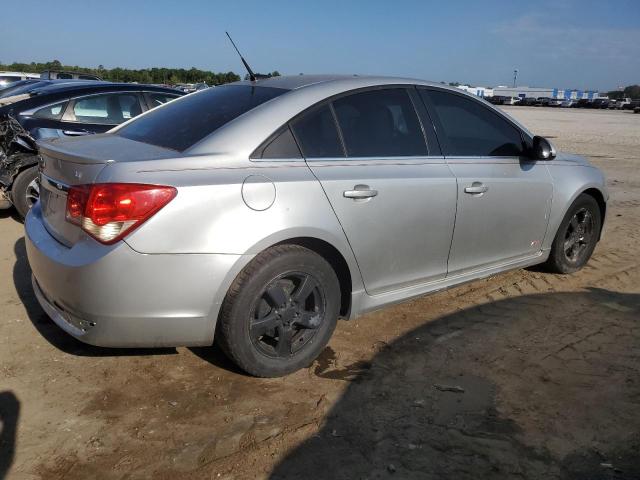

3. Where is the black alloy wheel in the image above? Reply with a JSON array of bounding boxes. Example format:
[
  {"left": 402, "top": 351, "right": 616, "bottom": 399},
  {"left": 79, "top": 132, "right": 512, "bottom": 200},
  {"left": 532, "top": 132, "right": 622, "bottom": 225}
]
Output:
[{"left": 250, "top": 272, "right": 326, "bottom": 358}]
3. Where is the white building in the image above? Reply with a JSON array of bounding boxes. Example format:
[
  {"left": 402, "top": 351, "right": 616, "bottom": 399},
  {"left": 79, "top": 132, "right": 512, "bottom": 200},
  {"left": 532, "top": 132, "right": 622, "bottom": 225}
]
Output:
[
  {"left": 492, "top": 86, "right": 603, "bottom": 100},
  {"left": 456, "top": 85, "right": 494, "bottom": 98}
]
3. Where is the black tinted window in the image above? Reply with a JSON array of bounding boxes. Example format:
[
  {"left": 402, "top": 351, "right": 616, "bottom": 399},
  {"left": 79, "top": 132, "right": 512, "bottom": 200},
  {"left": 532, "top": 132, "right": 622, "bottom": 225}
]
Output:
[
  {"left": 422, "top": 90, "right": 524, "bottom": 156},
  {"left": 333, "top": 89, "right": 427, "bottom": 157},
  {"left": 118, "top": 85, "right": 287, "bottom": 151},
  {"left": 290, "top": 105, "right": 343, "bottom": 158},
  {"left": 253, "top": 127, "right": 301, "bottom": 159},
  {"left": 33, "top": 101, "right": 68, "bottom": 120}
]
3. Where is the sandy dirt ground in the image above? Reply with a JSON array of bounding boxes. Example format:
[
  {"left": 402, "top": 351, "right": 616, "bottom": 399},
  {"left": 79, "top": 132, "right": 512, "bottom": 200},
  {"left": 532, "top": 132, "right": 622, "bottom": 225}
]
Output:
[{"left": 0, "top": 107, "right": 639, "bottom": 480}]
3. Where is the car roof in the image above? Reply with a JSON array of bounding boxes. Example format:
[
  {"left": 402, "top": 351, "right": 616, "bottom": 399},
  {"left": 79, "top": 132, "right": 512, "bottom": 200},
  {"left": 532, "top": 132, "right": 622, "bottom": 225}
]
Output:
[
  {"left": 230, "top": 74, "right": 446, "bottom": 91},
  {"left": 22, "top": 81, "right": 178, "bottom": 96},
  {"left": 187, "top": 74, "right": 534, "bottom": 156}
]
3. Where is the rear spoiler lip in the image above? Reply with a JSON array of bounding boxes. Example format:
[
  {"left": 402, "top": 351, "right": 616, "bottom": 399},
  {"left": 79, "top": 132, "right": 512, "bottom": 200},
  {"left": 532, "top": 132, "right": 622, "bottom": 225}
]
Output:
[
  {"left": 37, "top": 139, "right": 110, "bottom": 165},
  {"left": 36, "top": 134, "right": 179, "bottom": 165}
]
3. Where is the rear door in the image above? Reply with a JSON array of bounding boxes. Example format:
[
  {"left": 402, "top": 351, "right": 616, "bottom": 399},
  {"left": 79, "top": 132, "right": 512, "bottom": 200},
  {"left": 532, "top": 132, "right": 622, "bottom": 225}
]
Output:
[
  {"left": 419, "top": 88, "right": 553, "bottom": 275},
  {"left": 293, "top": 88, "right": 457, "bottom": 295},
  {"left": 57, "top": 92, "right": 145, "bottom": 137}
]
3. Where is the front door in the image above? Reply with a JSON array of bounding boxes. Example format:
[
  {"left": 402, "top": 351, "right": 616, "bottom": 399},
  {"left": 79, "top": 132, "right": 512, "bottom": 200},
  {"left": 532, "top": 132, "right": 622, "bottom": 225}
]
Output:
[{"left": 419, "top": 88, "right": 553, "bottom": 275}]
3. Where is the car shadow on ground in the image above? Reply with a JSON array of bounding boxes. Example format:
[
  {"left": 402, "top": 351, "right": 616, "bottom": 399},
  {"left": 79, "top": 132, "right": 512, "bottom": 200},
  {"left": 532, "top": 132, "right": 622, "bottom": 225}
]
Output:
[
  {"left": 0, "top": 391, "right": 20, "bottom": 480},
  {"left": 188, "top": 346, "right": 247, "bottom": 375},
  {"left": 0, "top": 208, "right": 22, "bottom": 223},
  {"left": 13, "top": 237, "right": 176, "bottom": 358},
  {"left": 271, "top": 288, "right": 640, "bottom": 480}
]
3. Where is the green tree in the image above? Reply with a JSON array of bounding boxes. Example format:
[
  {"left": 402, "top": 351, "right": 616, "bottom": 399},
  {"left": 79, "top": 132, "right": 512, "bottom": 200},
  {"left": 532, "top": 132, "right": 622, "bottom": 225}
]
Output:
[
  {"left": 607, "top": 85, "right": 640, "bottom": 100},
  {"left": 0, "top": 60, "right": 240, "bottom": 86}
]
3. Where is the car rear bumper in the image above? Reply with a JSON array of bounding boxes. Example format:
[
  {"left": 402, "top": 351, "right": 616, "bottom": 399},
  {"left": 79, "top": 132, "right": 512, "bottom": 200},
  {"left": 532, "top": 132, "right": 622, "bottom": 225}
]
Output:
[{"left": 25, "top": 204, "right": 250, "bottom": 348}]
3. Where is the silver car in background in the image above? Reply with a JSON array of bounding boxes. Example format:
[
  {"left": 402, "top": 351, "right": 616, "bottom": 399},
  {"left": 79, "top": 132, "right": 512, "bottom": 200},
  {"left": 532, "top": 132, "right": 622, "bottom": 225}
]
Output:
[{"left": 25, "top": 75, "right": 607, "bottom": 377}]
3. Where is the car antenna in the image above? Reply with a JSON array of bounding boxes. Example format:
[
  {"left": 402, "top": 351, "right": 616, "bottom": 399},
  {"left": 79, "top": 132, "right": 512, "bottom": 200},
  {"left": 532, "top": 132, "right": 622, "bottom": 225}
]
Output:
[{"left": 226, "top": 31, "right": 257, "bottom": 82}]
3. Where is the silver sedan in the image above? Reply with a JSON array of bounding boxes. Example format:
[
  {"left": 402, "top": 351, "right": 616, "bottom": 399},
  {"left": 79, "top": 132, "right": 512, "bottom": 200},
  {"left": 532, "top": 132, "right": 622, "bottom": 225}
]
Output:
[{"left": 25, "top": 75, "right": 607, "bottom": 376}]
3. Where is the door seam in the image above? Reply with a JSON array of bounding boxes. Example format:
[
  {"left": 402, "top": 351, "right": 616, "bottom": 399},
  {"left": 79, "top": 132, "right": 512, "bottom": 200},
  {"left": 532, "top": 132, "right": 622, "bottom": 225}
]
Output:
[
  {"left": 444, "top": 161, "right": 459, "bottom": 279},
  {"left": 303, "top": 160, "right": 368, "bottom": 293}
]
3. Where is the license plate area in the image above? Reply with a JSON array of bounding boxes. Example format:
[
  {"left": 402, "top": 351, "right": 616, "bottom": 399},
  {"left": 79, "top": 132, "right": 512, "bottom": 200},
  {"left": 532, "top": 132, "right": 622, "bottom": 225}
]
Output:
[{"left": 39, "top": 173, "right": 79, "bottom": 247}]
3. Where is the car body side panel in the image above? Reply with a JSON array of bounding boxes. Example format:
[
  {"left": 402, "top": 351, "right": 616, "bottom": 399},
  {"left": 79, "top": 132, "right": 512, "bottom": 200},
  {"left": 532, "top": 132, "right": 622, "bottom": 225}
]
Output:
[
  {"left": 308, "top": 158, "right": 457, "bottom": 295},
  {"left": 351, "top": 247, "right": 548, "bottom": 318},
  {"left": 446, "top": 158, "right": 553, "bottom": 275},
  {"left": 97, "top": 157, "right": 366, "bottom": 298},
  {"left": 542, "top": 163, "right": 608, "bottom": 250}
]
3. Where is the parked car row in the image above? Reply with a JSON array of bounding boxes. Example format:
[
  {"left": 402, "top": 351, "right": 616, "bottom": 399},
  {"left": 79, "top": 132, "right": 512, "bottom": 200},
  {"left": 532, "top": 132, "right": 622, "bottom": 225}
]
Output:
[
  {"left": 487, "top": 95, "right": 519, "bottom": 106},
  {"left": 173, "top": 82, "right": 210, "bottom": 93},
  {"left": 0, "top": 71, "right": 41, "bottom": 88},
  {"left": 492, "top": 95, "right": 640, "bottom": 110},
  {"left": 0, "top": 80, "right": 183, "bottom": 217},
  {"left": 0, "top": 70, "right": 103, "bottom": 88}
]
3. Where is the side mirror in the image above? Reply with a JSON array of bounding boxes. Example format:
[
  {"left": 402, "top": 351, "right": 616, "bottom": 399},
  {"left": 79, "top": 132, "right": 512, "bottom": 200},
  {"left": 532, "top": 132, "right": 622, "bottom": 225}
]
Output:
[{"left": 532, "top": 136, "right": 556, "bottom": 161}]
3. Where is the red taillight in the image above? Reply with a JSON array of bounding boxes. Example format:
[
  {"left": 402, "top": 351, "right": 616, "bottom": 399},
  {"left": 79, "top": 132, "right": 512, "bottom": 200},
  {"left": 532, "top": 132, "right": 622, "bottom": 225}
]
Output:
[{"left": 65, "top": 183, "right": 177, "bottom": 244}]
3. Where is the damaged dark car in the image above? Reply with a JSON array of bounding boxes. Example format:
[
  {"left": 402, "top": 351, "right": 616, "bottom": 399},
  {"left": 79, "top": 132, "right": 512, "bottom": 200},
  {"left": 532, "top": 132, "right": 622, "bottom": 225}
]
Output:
[{"left": 0, "top": 81, "right": 184, "bottom": 218}]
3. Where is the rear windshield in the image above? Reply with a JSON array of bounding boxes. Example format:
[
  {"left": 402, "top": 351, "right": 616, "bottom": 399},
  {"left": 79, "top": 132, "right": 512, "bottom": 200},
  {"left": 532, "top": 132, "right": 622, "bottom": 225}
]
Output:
[{"left": 117, "top": 84, "right": 288, "bottom": 151}]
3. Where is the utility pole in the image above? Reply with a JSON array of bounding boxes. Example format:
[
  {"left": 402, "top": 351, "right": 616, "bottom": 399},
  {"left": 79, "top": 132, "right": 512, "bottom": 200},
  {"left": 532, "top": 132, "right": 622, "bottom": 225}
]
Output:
[{"left": 513, "top": 69, "right": 518, "bottom": 88}]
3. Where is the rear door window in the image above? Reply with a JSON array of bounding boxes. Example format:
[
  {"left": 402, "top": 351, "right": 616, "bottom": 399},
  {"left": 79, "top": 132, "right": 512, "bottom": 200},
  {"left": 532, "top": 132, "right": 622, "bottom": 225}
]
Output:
[
  {"left": 117, "top": 85, "right": 287, "bottom": 151},
  {"left": 421, "top": 89, "right": 524, "bottom": 157},
  {"left": 333, "top": 88, "right": 427, "bottom": 157},
  {"left": 252, "top": 127, "right": 302, "bottom": 159},
  {"left": 145, "top": 92, "right": 181, "bottom": 108},
  {"left": 290, "top": 104, "right": 344, "bottom": 158},
  {"left": 71, "top": 93, "right": 143, "bottom": 125},
  {"left": 33, "top": 101, "right": 68, "bottom": 120}
]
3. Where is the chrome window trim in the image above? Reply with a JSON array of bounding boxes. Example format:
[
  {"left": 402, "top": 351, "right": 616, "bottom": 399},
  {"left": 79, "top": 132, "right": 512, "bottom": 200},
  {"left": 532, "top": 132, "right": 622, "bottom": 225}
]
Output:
[
  {"left": 444, "top": 156, "right": 535, "bottom": 164},
  {"left": 303, "top": 155, "right": 447, "bottom": 166}
]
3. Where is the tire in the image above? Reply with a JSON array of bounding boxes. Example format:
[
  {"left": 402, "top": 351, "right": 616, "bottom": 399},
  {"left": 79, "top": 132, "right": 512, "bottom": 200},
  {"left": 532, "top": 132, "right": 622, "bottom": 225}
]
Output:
[
  {"left": 216, "top": 244, "right": 341, "bottom": 377},
  {"left": 11, "top": 165, "right": 40, "bottom": 220},
  {"left": 544, "top": 194, "right": 602, "bottom": 274}
]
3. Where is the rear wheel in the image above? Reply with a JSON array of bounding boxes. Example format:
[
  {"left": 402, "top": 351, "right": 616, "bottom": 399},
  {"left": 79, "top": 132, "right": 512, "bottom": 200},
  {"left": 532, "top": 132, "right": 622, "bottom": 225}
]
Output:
[
  {"left": 11, "top": 164, "right": 40, "bottom": 220},
  {"left": 216, "top": 244, "right": 340, "bottom": 377},
  {"left": 544, "top": 194, "right": 601, "bottom": 274}
]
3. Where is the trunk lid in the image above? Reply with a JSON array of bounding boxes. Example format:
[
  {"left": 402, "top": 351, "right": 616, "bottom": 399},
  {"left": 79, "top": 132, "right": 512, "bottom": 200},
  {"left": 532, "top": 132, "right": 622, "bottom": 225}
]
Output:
[{"left": 37, "top": 134, "right": 176, "bottom": 247}]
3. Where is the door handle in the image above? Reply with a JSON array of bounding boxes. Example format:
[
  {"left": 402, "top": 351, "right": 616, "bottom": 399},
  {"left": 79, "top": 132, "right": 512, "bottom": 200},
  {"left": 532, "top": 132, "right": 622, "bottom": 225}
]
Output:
[
  {"left": 464, "top": 182, "right": 488, "bottom": 195},
  {"left": 343, "top": 185, "right": 378, "bottom": 199},
  {"left": 63, "top": 130, "right": 91, "bottom": 136}
]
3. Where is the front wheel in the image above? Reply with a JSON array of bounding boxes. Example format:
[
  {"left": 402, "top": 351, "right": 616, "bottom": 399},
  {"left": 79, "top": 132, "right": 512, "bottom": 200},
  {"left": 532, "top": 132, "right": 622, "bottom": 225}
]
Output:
[
  {"left": 216, "top": 244, "right": 341, "bottom": 377},
  {"left": 11, "top": 164, "right": 40, "bottom": 220},
  {"left": 544, "top": 194, "right": 602, "bottom": 274}
]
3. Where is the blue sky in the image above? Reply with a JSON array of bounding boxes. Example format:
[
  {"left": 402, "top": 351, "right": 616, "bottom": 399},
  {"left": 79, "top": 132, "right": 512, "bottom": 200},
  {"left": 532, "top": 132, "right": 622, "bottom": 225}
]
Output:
[{"left": 1, "top": 0, "right": 639, "bottom": 90}]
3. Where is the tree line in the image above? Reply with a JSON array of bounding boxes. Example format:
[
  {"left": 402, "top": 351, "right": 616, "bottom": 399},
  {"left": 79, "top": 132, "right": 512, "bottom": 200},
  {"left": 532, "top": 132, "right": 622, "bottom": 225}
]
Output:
[
  {"left": 607, "top": 85, "right": 640, "bottom": 99},
  {"left": 0, "top": 60, "right": 281, "bottom": 85}
]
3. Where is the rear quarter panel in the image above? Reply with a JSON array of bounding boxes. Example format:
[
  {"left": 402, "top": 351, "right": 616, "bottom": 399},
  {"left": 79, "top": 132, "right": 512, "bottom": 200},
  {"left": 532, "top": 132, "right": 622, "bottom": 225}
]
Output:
[{"left": 96, "top": 156, "right": 364, "bottom": 291}]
